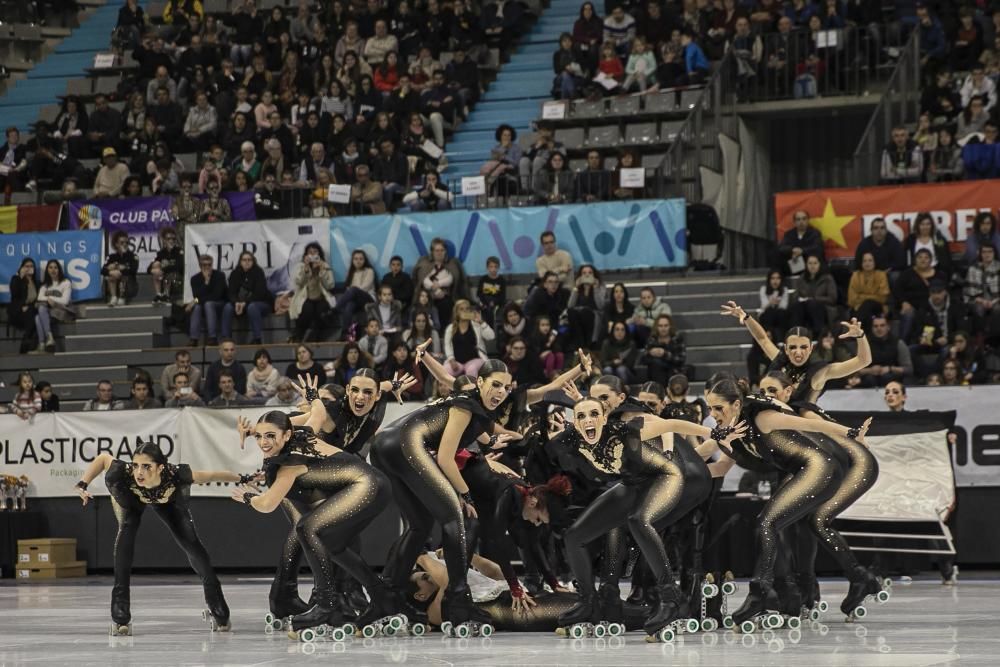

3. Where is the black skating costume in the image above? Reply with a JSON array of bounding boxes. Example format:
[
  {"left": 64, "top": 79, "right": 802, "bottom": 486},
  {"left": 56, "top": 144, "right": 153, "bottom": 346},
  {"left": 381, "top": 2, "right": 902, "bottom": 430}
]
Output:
[{"left": 104, "top": 459, "right": 229, "bottom": 629}]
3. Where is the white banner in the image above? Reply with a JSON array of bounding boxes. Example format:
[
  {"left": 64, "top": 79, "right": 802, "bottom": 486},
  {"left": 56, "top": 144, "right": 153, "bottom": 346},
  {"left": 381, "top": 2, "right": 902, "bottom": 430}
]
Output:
[
  {"left": 0, "top": 404, "right": 421, "bottom": 498},
  {"left": 183, "top": 220, "right": 330, "bottom": 302},
  {"left": 820, "top": 386, "right": 1000, "bottom": 487}
]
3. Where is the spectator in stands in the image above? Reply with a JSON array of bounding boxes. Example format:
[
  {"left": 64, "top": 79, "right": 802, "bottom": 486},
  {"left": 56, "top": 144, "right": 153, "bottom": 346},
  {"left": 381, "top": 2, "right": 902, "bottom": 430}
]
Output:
[
  {"left": 380, "top": 255, "right": 414, "bottom": 312},
  {"left": 413, "top": 238, "right": 468, "bottom": 326},
  {"left": 36, "top": 381, "right": 59, "bottom": 413},
  {"left": 960, "top": 66, "right": 995, "bottom": 114},
  {"left": 446, "top": 47, "right": 480, "bottom": 116},
  {"left": 576, "top": 149, "right": 611, "bottom": 202},
  {"left": 642, "top": 314, "right": 687, "bottom": 386},
  {"left": 856, "top": 315, "right": 912, "bottom": 387},
  {"left": 331, "top": 342, "right": 374, "bottom": 385},
  {"left": 604, "top": 4, "right": 637, "bottom": 57},
  {"left": 231, "top": 141, "right": 262, "bottom": 186},
  {"left": 474, "top": 257, "right": 506, "bottom": 330},
  {"left": 204, "top": 339, "right": 247, "bottom": 400},
  {"left": 484, "top": 124, "right": 521, "bottom": 197},
  {"left": 364, "top": 19, "right": 398, "bottom": 65},
  {"left": 565, "top": 264, "right": 605, "bottom": 349},
  {"left": 533, "top": 153, "right": 574, "bottom": 205},
  {"left": 595, "top": 41, "right": 625, "bottom": 93},
  {"left": 9, "top": 372, "right": 41, "bottom": 421},
  {"left": 601, "top": 321, "right": 637, "bottom": 383},
  {"left": 86, "top": 95, "right": 123, "bottom": 159},
  {"left": 927, "top": 127, "right": 963, "bottom": 182},
  {"left": 404, "top": 171, "right": 453, "bottom": 212},
  {"left": 187, "top": 254, "right": 226, "bottom": 346},
  {"left": 573, "top": 2, "right": 604, "bottom": 71},
  {"left": 336, "top": 249, "right": 378, "bottom": 335},
  {"left": 957, "top": 96, "right": 990, "bottom": 142},
  {"left": 335, "top": 21, "right": 366, "bottom": 67},
  {"left": 365, "top": 284, "right": 404, "bottom": 335},
  {"left": 208, "top": 370, "right": 252, "bottom": 407},
  {"left": 253, "top": 171, "right": 285, "bottom": 219},
  {"left": 150, "top": 87, "right": 184, "bottom": 149},
  {"left": 909, "top": 280, "right": 968, "bottom": 373},
  {"left": 965, "top": 244, "right": 1000, "bottom": 343},
  {"left": 245, "top": 349, "right": 280, "bottom": 403},
  {"left": 777, "top": 209, "right": 824, "bottom": 275},
  {"left": 792, "top": 255, "right": 838, "bottom": 332},
  {"left": 611, "top": 149, "right": 643, "bottom": 199},
  {"left": 182, "top": 92, "right": 218, "bottom": 152},
  {"left": 32, "top": 260, "right": 73, "bottom": 354},
  {"left": 403, "top": 310, "right": 441, "bottom": 356},
  {"left": 53, "top": 96, "right": 88, "bottom": 159},
  {"left": 879, "top": 125, "right": 923, "bottom": 185},
  {"left": 381, "top": 343, "right": 424, "bottom": 400},
  {"left": 524, "top": 271, "right": 571, "bottom": 327},
  {"left": 604, "top": 282, "right": 634, "bottom": 336},
  {"left": 374, "top": 51, "right": 401, "bottom": 93},
  {"left": 896, "top": 248, "right": 948, "bottom": 342},
  {"left": 266, "top": 377, "right": 300, "bottom": 407},
  {"left": 526, "top": 315, "right": 565, "bottom": 381},
  {"left": 482, "top": 0, "right": 524, "bottom": 50},
  {"left": 679, "top": 29, "right": 710, "bottom": 85},
  {"left": 855, "top": 217, "right": 905, "bottom": 272},
  {"left": 350, "top": 163, "right": 386, "bottom": 214},
  {"left": 400, "top": 114, "right": 442, "bottom": 175},
  {"left": 164, "top": 371, "right": 206, "bottom": 407},
  {"left": 496, "top": 302, "right": 527, "bottom": 353},
  {"left": 553, "top": 32, "right": 587, "bottom": 100},
  {"left": 848, "top": 251, "right": 890, "bottom": 328},
  {"left": 7, "top": 259, "right": 39, "bottom": 353},
  {"left": 631, "top": 287, "right": 672, "bottom": 344},
  {"left": 503, "top": 335, "right": 547, "bottom": 386},
  {"left": 371, "top": 137, "right": 409, "bottom": 211},
  {"left": 160, "top": 349, "right": 201, "bottom": 398},
  {"left": 116, "top": 377, "right": 161, "bottom": 410},
  {"left": 221, "top": 251, "right": 272, "bottom": 345},
  {"left": 198, "top": 180, "right": 232, "bottom": 222},
  {"left": 116, "top": 0, "right": 147, "bottom": 50},
  {"left": 83, "top": 380, "right": 123, "bottom": 411},
  {"left": 25, "top": 123, "right": 76, "bottom": 195},
  {"left": 101, "top": 231, "right": 139, "bottom": 308},
  {"left": 284, "top": 344, "right": 327, "bottom": 386},
  {"left": 420, "top": 70, "right": 455, "bottom": 148},
  {"left": 358, "top": 318, "right": 389, "bottom": 366},
  {"left": 289, "top": 242, "right": 335, "bottom": 343},
  {"left": 728, "top": 16, "right": 763, "bottom": 101},
  {"left": 94, "top": 147, "right": 130, "bottom": 198},
  {"left": 520, "top": 125, "right": 565, "bottom": 189},
  {"left": 168, "top": 178, "right": 199, "bottom": 234},
  {"left": 951, "top": 7, "right": 984, "bottom": 72},
  {"left": 0, "top": 128, "right": 28, "bottom": 197},
  {"left": 916, "top": 4, "right": 948, "bottom": 72},
  {"left": 758, "top": 270, "right": 791, "bottom": 339},
  {"left": 962, "top": 121, "right": 1000, "bottom": 180},
  {"left": 942, "top": 331, "right": 985, "bottom": 384},
  {"left": 443, "top": 299, "right": 495, "bottom": 377},
  {"left": 905, "top": 212, "right": 952, "bottom": 275},
  {"left": 965, "top": 213, "right": 1000, "bottom": 264}
]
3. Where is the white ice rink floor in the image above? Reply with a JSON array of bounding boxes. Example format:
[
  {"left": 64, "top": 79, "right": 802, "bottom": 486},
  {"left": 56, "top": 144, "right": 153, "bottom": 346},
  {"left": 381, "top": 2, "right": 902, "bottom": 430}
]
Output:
[{"left": 2, "top": 575, "right": 997, "bottom": 665}]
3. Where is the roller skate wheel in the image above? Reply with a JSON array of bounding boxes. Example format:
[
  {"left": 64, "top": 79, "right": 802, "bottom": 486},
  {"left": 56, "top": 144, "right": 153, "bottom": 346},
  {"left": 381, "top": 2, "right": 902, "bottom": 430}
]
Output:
[
  {"left": 808, "top": 608, "right": 820, "bottom": 621},
  {"left": 853, "top": 605, "right": 867, "bottom": 620},
  {"left": 722, "top": 582, "right": 737, "bottom": 596},
  {"left": 411, "top": 622, "right": 427, "bottom": 636},
  {"left": 787, "top": 616, "right": 801, "bottom": 630},
  {"left": 331, "top": 627, "right": 347, "bottom": 642},
  {"left": 342, "top": 623, "right": 356, "bottom": 636},
  {"left": 740, "top": 620, "right": 756, "bottom": 634},
  {"left": 389, "top": 615, "right": 405, "bottom": 630},
  {"left": 701, "top": 618, "right": 718, "bottom": 632},
  {"left": 722, "top": 615, "right": 734, "bottom": 629},
  {"left": 441, "top": 621, "right": 452, "bottom": 636},
  {"left": 264, "top": 612, "right": 275, "bottom": 625},
  {"left": 609, "top": 622, "right": 624, "bottom": 636},
  {"left": 876, "top": 590, "right": 890, "bottom": 603},
  {"left": 686, "top": 618, "right": 701, "bottom": 633},
  {"left": 314, "top": 625, "right": 328, "bottom": 637},
  {"left": 702, "top": 583, "right": 718, "bottom": 598},
  {"left": 817, "top": 600, "right": 829, "bottom": 613},
  {"left": 570, "top": 624, "right": 587, "bottom": 639},
  {"left": 657, "top": 627, "right": 676, "bottom": 643},
  {"left": 593, "top": 623, "right": 606, "bottom": 638},
  {"left": 455, "top": 623, "right": 471, "bottom": 639},
  {"left": 882, "top": 578, "right": 892, "bottom": 588},
  {"left": 384, "top": 625, "right": 397, "bottom": 636},
  {"left": 300, "top": 628, "right": 317, "bottom": 643},
  {"left": 362, "top": 624, "right": 378, "bottom": 639},
  {"left": 768, "top": 614, "right": 784, "bottom": 629},
  {"left": 479, "top": 623, "right": 494, "bottom": 637},
  {"left": 270, "top": 618, "right": 284, "bottom": 631}
]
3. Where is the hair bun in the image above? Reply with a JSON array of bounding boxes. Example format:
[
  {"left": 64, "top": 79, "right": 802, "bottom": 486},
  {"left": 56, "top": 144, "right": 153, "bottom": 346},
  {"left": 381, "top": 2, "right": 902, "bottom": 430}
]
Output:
[{"left": 545, "top": 474, "right": 573, "bottom": 497}]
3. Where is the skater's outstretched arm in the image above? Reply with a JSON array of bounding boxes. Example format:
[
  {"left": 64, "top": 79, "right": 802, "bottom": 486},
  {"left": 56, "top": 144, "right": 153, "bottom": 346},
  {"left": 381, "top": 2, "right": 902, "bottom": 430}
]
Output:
[
  {"left": 191, "top": 470, "right": 257, "bottom": 484},
  {"left": 74, "top": 453, "right": 115, "bottom": 505},
  {"left": 756, "top": 411, "right": 872, "bottom": 443},
  {"left": 415, "top": 337, "right": 456, "bottom": 391},
  {"left": 231, "top": 465, "right": 303, "bottom": 513},
  {"left": 811, "top": 318, "right": 872, "bottom": 388},
  {"left": 721, "top": 301, "right": 779, "bottom": 360},
  {"left": 525, "top": 349, "right": 592, "bottom": 406}
]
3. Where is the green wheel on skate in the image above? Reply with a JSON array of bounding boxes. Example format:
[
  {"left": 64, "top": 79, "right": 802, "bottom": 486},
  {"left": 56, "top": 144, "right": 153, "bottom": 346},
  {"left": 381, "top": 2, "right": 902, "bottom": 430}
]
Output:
[
  {"left": 701, "top": 618, "right": 718, "bottom": 632},
  {"left": 411, "top": 622, "right": 427, "bottom": 636},
  {"left": 342, "top": 623, "right": 356, "bottom": 636},
  {"left": 702, "top": 583, "right": 719, "bottom": 598},
  {"left": 817, "top": 600, "right": 829, "bottom": 613},
  {"left": 441, "top": 621, "right": 452, "bottom": 636},
  {"left": 808, "top": 608, "right": 820, "bottom": 621},
  {"left": 657, "top": 627, "right": 676, "bottom": 643},
  {"left": 264, "top": 612, "right": 275, "bottom": 625},
  {"left": 853, "top": 605, "right": 867, "bottom": 619},
  {"left": 876, "top": 590, "right": 890, "bottom": 603},
  {"left": 787, "top": 616, "right": 802, "bottom": 630},
  {"left": 722, "top": 581, "right": 737, "bottom": 596},
  {"left": 480, "top": 623, "right": 494, "bottom": 637},
  {"left": 362, "top": 624, "right": 378, "bottom": 638},
  {"left": 740, "top": 619, "right": 756, "bottom": 634},
  {"left": 300, "top": 628, "right": 317, "bottom": 643},
  {"left": 593, "top": 623, "right": 606, "bottom": 638},
  {"left": 685, "top": 618, "right": 701, "bottom": 633},
  {"left": 455, "top": 623, "right": 471, "bottom": 638},
  {"left": 389, "top": 616, "right": 404, "bottom": 630},
  {"left": 570, "top": 624, "right": 587, "bottom": 639},
  {"left": 608, "top": 623, "right": 625, "bottom": 636},
  {"left": 384, "top": 625, "right": 397, "bottom": 636},
  {"left": 722, "top": 615, "right": 734, "bottom": 629}
]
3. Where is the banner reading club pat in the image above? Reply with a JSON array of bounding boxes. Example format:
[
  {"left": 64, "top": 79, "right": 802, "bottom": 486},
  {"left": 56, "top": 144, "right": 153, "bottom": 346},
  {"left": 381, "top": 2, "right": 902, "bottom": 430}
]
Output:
[
  {"left": 183, "top": 220, "right": 330, "bottom": 302},
  {"left": 774, "top": 179, "right": 1000, "bottom": 260},
  {"left": 0, "top": 230, "right": 103, "bottom": 303},
  {"left": 326, "top": 199, "right": 687, "bottom": 277}
]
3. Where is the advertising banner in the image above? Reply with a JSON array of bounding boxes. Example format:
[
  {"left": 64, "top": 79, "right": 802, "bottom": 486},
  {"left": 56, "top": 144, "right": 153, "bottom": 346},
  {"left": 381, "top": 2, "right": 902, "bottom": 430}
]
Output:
[
  {"left": 820, "top": 386, "right": 998, "bottom": 487},
  {"left": 0, "top": 404, "right": 421, "bottom": 498},
  {"left": 67, "top": 193, "right": 256, "bottom": 268},
  {"left": 183, "top": 220, "right": 330, "bottom": 302},
  {"left": 327, "top": 199, "right": 688, "bottom": 277},
  {"left": 0, "top": 230, "right": 104, "bottom": 303},
  {"left": 773, "top": 179, "right": 1000, "bottom": 260}
]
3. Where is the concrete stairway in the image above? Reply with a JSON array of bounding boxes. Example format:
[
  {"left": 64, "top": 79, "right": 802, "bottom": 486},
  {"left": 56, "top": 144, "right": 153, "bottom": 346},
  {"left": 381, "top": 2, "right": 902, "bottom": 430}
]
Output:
[{"left": 443, "top": 0, "right": 581, "bottom": 183}]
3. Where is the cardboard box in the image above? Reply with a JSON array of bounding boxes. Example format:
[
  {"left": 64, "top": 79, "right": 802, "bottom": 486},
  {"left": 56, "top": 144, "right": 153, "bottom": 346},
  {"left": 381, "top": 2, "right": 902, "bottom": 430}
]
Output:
[
  {"left": 16, "top": 561, "right": 87, "bottom": 580},
  {"left": 17, "top": 538, "right": 77, "bottom": 565}
]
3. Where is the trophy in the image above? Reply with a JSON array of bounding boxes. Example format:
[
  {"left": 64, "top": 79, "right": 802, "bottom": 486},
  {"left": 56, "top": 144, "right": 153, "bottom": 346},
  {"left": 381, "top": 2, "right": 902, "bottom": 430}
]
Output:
[{"left": 16, "top": 475, "right": 29, "bottom": 511}]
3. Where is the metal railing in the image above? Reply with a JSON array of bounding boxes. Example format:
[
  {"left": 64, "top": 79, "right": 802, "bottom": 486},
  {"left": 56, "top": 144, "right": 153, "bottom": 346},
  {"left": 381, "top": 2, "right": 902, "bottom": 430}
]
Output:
[{"left": 852, "top": 30, "right": 922, "bottom": 186}]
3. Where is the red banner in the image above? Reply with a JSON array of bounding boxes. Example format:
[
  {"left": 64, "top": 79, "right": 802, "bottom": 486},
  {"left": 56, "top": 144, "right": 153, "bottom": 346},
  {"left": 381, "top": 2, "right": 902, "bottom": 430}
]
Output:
[{"left": 773, "top": 179, "right": 1000, "bottom": 259}]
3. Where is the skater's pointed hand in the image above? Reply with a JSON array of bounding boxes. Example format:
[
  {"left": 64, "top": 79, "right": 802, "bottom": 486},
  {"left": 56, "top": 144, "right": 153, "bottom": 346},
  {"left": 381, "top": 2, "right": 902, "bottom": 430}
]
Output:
[
  {"left": 856, "top": 417, "right": 873, "bottom": 445},
  {"left": 390, "top": 371, "right": 418, "bottom": 404},
  {"left": 414, "top": 338, "right": 432, "bottom": 364},
  {"left": 231, "top": 485, "right": 260, "bottom": 505},
  {"left": 724, "top": 418, "right": 748, "bottom": 444},
  {"left": 76, "top": 486, "right": 93, "bottom": 506},
  {"left": 237, "top": 415, "right": 254, "bottom": 450},
  {"left": 838, "top": 318, "right": 864, "bottom": 339},
  {"left": 561, "top": 380, "right": 583, "bottom": 403},
  {"left": 548, "top": 411, "right": 566, "bottom": 436},
  {"left": 577, "top": 348, "right": 593, "bottom": 375},
  {"left": 720, "top": 301, "right": 747, "bottom": 323}
]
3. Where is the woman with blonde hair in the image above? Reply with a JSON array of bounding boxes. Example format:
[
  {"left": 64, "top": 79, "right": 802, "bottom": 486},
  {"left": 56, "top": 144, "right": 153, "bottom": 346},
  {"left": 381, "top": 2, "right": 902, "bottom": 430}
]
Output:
[{"left": 443, "top": 299, "right": 495, "bottom": 377}]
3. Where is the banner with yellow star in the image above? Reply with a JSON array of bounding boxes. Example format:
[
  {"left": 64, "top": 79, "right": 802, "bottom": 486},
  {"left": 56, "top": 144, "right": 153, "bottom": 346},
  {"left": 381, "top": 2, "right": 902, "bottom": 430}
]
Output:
[{"left": 774, "top": 179, "right": 1000, "bottom": 259}]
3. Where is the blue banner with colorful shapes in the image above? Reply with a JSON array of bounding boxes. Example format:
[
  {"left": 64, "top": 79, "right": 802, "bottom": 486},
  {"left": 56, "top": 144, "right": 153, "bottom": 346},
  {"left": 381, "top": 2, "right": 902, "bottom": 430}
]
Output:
[
  {"left": 327, "top": 199, "right": 687, "bottom": 276},
  {"left": 0, "top": 230, "right": 104, "bottom": 303}
]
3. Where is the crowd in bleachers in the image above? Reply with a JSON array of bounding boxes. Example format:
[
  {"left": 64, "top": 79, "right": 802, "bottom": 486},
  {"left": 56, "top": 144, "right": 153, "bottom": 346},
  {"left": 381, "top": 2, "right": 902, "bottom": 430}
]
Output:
[
  {"left": 768, "top": 208, "right": 1000, "bottom": 388},
  {"left": 0, "top": 0, "right": 545, "bottom": 212},
  {"left": 880, "top": 3, "right": 1000, "bottom": 183}
]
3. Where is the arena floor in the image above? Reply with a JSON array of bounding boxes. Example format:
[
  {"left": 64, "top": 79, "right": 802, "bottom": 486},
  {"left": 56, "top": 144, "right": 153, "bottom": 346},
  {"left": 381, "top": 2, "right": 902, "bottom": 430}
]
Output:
[{"left": 1, "top": 575, "right": 995, "bottom": 665}]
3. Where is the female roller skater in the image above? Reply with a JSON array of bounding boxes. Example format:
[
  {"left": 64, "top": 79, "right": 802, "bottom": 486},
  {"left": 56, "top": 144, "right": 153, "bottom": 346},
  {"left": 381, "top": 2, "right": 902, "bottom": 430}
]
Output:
[
  {"left": 757, "top": 371, "right": 888, "bottom": 621},
  {"left": 703, "top": 379, "right": 872, "bottom": 631},
  {"left": 557, "top": 397, "right": 744, "bottom": 640},
  {"left": 233, "top": 409, "right": 398, "bottom": 636},
  {"left": 369, "top": 360, "right": 514, "bottom": 632},
  {"left": 74, "top": 443, "right": 243, "bottom": 635}
]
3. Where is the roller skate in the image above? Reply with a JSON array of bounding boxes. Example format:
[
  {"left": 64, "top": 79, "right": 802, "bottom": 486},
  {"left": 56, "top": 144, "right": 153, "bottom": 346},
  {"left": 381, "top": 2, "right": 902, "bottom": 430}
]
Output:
[
  {"left": 264, "top": 584, "right": 310, "bottom": 632},
  {"left": 771, "top": 577, "right": 803, "bottom": 630},
  {"left": 731, "top": 580, "right": 783, "bottom": 633},
  {"left": 556, "top": 592, "right": 600, "bottom": 638},
  {"left": 109, "top": 595, "right": 132, "bottom": 636},
  {"left": 288, "top": 592, "right": 348, "bottom": 643},
  {"left": 357, "top": 582, "right": 428, "bottom": 637},
  {"left": 201, "top": 583, "right": 231, "bottom": 632},
  {"left": 695, "top": 572, "right": 721, "bottom": 632},
  {"left": 554, "top": 583, "right": 626, "bottom": 638},
  {"left": 718, "top": 570, "right": 737, "bottom": 629},
  {"left": 798, "top": 573, "right": 828, "bottom": 621},
  {"left": 841, "top": 566, "right": 890, "bottom": 622},
  {"left": 644, "top": 580, "right": 697, "bottom": 643},
  {"left": 441, "top": 586, "right": 493, "bottom": 638}
]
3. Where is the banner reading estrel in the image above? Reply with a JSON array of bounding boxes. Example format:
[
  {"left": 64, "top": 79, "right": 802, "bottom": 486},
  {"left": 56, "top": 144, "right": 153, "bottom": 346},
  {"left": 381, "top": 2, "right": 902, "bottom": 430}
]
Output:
[{"left": 774, "top": 179, "right": 1000, "bottom": 259}]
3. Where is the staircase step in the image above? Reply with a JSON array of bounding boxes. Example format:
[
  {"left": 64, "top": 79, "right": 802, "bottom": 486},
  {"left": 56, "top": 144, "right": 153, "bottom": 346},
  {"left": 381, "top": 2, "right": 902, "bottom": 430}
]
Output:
[
  {"left": 64, "top": 315, "right": 168, "bottom": 336},
  {"left": 680, "top": 328, "right": 753, "bottom": 347},
  {"left": 671, "top": 311, "right": 737, "bottom": 330},
  {"left": 63, "top": 332, "right": 155, "bottom": 352},
  {"left": 686, "top": 345, "right": 751, "bottom": 364},
  {"left": 42, "top": 365, "right": 132, "bottom": 386}
]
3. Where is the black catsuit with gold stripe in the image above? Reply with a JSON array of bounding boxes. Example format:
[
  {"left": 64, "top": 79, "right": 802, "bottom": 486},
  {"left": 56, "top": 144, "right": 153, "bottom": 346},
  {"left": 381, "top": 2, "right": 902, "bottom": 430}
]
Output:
[
  {"left": 263, "top": 429, "right": 390, "bottom": 611},
  {"left": 104, "top": 459, "right": 228, "bottom": 626},
  {"left": 370, "top": 390, "right": 497, "bottom": 598}
]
